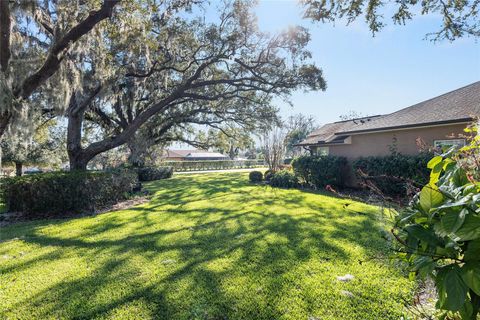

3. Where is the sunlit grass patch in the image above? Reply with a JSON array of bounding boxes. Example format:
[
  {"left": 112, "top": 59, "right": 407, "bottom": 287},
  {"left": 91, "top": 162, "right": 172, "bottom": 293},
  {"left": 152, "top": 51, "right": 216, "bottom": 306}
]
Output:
[{"left": 0, "top": 172, "right": 414, "bottom": 319}]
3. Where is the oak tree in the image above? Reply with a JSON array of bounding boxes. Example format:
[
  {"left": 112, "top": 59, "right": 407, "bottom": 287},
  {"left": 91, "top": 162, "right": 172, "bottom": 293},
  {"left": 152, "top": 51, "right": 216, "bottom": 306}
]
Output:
[{"left": 65, "top": 1, "right": 326, "bottom": 169}]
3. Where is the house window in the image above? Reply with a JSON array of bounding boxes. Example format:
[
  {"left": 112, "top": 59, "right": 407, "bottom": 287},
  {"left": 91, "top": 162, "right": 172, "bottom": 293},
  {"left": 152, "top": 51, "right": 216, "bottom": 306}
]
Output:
[
  {"left": 317, "top": 147, "right": 329, "bottom": 156},
  {"left": 434, "top": 139, "right": 466, "bottom": 149}
]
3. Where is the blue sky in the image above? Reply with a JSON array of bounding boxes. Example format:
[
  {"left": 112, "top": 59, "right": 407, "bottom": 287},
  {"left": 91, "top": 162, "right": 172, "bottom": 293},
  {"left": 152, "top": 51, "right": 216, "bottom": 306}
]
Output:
[{"left": 254, "top": 0, "right": 480, "bottom": 124}]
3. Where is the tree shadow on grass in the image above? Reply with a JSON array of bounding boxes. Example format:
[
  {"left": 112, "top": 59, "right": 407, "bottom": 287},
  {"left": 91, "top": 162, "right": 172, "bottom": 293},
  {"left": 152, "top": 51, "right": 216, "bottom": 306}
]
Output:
[{"left": 1, "top": 172, "right": 411, "bottom": 319}]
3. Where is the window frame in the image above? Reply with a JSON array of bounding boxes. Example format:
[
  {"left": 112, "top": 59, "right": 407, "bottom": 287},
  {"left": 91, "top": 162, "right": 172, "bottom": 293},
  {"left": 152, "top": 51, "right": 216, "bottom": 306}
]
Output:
[
  {"left": 433, "top": 139, "right": 466, "bottom": 149},
  {"left": 317, "top": 146, "right": 329, "bottom": 156}
]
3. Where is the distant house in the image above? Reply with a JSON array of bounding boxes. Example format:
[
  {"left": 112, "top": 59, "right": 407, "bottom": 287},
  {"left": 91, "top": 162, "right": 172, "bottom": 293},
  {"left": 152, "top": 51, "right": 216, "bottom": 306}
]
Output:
[
  {"left": 165, "top": 150, "right": 229, "bottom": 161},
  {"left": 298, "top": 82, "right": 480, "bottom": 158}
]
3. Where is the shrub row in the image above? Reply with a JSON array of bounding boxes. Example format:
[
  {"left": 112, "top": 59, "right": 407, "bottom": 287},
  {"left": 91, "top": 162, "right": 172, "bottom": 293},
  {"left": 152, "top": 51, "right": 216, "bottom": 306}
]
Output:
[
  {"left": 292, "top": 155, "right": 347, "bottom": 188},
  {"left": 1, "top": 170, "right": 138, "bottom": 216},
  {"left": 137, "top": 166, "right": 173, "bottom": 181},
  {"left": 352, "top": 153, "right": 432, "bottom": 197},
  {"left": 248, "top": 169, "right": 298, "bottom": 188},
  {"left": 163, "top": 160, "right": 264, "bottom": 172}
]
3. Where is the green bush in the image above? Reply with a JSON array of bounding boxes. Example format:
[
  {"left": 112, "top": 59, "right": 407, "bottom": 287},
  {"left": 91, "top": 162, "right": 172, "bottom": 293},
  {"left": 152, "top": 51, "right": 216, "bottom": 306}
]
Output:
[
  {"left": 269, "top": 170, "right": 298, "bottom": 188},
  {"left": 352, "top": 153, "right": 432, "bottom": 197},
  {"left": 137, "top": 166, "right": 173, "bottom": 181},
  {"left": 249, "top": 171, "right": 263, "bottom": 183},
  {"left": 292, "top": 155, "right": 347, "bottom": 188},
  {"left": 394, "top": 149, "right": 480, "bottom": 318},
  {"left": 264, "top": 170, "right": 274, "bottom": 181},
  {"left": 0, "top": 169, "right": 138, "bottom": 216}
]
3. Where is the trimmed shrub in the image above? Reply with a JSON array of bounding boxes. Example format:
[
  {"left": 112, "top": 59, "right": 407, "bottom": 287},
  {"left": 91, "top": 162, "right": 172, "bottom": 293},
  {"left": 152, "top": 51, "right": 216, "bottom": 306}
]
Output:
[
  {"left": 249, "top": 171, "right": 263, "bottom": 182},
  {"left": 137, "top": 166, "right": 173, "bottom": 182},
  {"left": 352, "top": 153, "right": 432, "bottom": 197},
  {"left": 0, "top": 169, "right": 138, "bottom": 216},
  {"left": 269, "top": 170, "right": 298, "bottom": 188},
  {"left": 292, "top": 155, "right": 347, "bottom": 188},
  {"left": 264, "top": 170, "right": 274, "bottom": 182}
]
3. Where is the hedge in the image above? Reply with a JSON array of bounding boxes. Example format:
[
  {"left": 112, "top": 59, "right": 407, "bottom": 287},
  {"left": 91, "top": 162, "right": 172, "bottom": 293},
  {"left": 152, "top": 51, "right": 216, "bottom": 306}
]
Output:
[
  {"left": 163, "top": 160, "right": 264, "bottom": 171},
  {"left": 269, "top": 170, "right": 298, "bottom": 188},
  {"left": 292, "top": 155, "right": 347, "bottom": 188},
  {"left": 0, "top": 169, "right": 138, "bottom": 216},
  {"left": 137, "top": 166, "right": 173, "bottom": 181},
  {"left": 352, "top": 153, "right": 432, "bottom": 197}
]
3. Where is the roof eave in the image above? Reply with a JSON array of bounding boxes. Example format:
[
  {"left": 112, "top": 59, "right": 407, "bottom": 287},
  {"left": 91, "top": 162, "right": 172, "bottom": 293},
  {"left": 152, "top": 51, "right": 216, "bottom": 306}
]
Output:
[{"left": 338, "top": 118, "right": 473, "bottom": 135}]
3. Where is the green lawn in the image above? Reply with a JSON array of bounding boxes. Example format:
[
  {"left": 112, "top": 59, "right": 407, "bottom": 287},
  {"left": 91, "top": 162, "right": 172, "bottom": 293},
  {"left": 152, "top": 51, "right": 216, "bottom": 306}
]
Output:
[{"left": 0, "top": 173, "right": 414, "bottom": 319}]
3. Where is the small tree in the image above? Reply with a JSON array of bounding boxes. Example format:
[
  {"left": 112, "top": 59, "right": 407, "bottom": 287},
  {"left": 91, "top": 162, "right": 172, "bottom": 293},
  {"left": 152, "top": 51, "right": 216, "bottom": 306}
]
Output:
[
  {"left": 262, "top": 127, "right": 287, "bottom": 172},
  {"left": 203, "top": 127, "right": 255, "bottom": 160},
  {"left": 339, "top": 110, "right": 366, "bottom": 121},
  {"left": 1, "top": 118, "right": 62, "bottom": 175},
  {"left": 284, "top": 114, "right": 317, "bottom": 157}
]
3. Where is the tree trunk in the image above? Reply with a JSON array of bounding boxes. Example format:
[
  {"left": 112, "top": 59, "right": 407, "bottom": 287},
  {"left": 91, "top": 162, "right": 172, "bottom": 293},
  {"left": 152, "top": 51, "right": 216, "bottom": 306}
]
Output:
[
  {"left": 127, "top": 135, "right": 147, "bottom": 168},
  {"left": 228, "top": 145, "right": 236, "bottom": 160},
  {"left": 66, "top": 83, "right": 174, "bottom": 171},
  {"left": 69, "top": 155, "right": 89, "bottom": 171},
  {"left": 14, "top": 161, "right": 22, "bottom": 176},
  {"left": 0, "top": 142, "right": 2, "bottom": 176}
]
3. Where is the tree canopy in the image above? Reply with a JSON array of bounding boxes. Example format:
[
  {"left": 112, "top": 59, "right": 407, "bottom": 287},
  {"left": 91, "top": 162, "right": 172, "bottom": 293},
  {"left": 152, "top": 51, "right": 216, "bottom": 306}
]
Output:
[
  {"left": 63, "top": 0, "right": 326, "bottom": 169},
  {"left": 301, "top": 0, "right": 480, "bottom": 41},
  {"left": 0, "top": 0, "right": 122, "bottom": 139}
]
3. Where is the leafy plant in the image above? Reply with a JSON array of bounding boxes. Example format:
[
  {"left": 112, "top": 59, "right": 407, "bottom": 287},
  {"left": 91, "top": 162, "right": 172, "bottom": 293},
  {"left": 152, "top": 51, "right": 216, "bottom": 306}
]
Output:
[
  {"left": 393, "top": 129, "right": 480, "bottom": 319},
  {"left": 249, "top": 171, "right": 263, "bottom": 183},
  {"left": 269, "top": 170, "right": 298, "bottom": 188},
  {"left": 292, "top": 155, "right": 347, "bottom": 188}
]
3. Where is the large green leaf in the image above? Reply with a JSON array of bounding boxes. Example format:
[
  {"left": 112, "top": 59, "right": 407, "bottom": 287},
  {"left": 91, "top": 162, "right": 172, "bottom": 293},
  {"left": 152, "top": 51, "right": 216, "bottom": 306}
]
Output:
[
  {"left": 464, "top": 239, "right": 480, "bottom": 261},
  {"left": 436, "top": 265, "right": 468, "bottom": 311},
  {"left": 413, "top": 256, "right": 435, "bottom": 277},
  {"left": 452, "top": 167, "right": 469, "bottom": 187},
  {"left": 459, "top": 301, "right": 473, "bottom": 320},
  {"left": 455, "top": 214, "right": 480, "bottom": 241},
  {"left": 429, "top": 161, "right": 444, "bottom": 185},
  {"left": 461, "top": 264, "right": 480, "bottom": 296},
  {"left": 427, "top": 156, "right": 443, "bottom": 169},
  {"left": 441, "top": 209, "right": 466, "bottom": 234},
  {"left": 404, "top": 224, "right": 441, "bottom": 246},
  {"left": 420, "top": 185, "right": 444, "bottom": 213}
]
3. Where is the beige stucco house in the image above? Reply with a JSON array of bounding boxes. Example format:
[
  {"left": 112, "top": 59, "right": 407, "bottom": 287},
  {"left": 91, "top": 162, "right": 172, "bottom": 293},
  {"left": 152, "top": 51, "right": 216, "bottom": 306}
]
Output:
[{"left": 299, "top": 81, "right": 480, "bottom": 158}]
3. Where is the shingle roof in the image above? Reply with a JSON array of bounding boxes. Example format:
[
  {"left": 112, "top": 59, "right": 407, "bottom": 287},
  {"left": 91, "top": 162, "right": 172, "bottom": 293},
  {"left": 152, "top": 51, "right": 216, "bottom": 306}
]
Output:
[
  {"left": 299, "top": 116, "right": 382, "bottom": 145},
  {"left": 166, "top": 149, "right": 199, "bottom": 157},
  {"left": 299, "top": 81, "right": 480, "bottom": 146}
]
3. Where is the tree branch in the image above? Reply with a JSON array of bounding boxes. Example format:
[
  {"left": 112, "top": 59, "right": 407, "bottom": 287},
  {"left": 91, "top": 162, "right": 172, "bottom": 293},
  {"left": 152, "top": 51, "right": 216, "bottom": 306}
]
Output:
[
  {"left": 0, "top": 0, "right": 11, "bottom": 73},
  {"left": 14, "top": 0, "right": 121, "bottom": 99}
]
